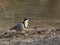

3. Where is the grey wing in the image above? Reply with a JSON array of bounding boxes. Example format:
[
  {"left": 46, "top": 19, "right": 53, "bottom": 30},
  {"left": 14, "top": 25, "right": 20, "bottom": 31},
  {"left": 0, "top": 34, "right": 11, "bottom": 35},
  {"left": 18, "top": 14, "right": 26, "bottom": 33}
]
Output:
[{"left": 10, "top": 23, "right": 24, "bottom": 30}]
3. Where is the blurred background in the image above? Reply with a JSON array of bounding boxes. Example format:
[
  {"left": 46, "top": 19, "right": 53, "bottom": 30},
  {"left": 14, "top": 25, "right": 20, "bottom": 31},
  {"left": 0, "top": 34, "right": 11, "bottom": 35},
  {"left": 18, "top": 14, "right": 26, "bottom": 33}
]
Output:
[{"left": 0, "top": 0, "right": 60, "bottom": 30}]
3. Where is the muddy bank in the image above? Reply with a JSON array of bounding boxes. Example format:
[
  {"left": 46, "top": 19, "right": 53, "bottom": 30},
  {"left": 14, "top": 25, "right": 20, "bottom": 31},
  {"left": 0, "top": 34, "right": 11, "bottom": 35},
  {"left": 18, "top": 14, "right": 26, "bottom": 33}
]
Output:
[{"left": 0, "top": 26, "right": 60, "bottom": 45}]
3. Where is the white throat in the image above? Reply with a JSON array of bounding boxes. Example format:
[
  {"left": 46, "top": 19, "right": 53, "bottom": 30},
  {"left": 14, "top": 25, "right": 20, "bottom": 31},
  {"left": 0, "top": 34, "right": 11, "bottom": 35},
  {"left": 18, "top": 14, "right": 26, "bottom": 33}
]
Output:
[{"left": 24, "top": 20, "right": 29, "bottom": 28}]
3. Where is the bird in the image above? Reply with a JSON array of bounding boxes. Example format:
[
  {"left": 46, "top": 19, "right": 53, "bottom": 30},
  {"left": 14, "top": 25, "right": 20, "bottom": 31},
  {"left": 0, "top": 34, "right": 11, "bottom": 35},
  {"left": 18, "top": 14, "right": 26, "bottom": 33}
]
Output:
[{"left": 10, "top": 18, "right": 29, "bottom": 32}]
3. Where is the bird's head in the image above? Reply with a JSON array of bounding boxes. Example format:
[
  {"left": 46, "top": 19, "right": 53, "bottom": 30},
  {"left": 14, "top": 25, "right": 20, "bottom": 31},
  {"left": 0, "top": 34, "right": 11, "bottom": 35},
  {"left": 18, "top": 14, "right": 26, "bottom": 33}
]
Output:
[{"left": 24, "top": 18, "right": 29, "bottom": 21}]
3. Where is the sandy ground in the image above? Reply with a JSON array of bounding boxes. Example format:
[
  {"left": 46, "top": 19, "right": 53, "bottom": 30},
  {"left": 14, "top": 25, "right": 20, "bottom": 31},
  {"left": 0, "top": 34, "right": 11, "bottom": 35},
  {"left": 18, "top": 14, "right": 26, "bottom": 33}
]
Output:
[{"left": 0, "top": 26, "right": 60, "bottom": 45}]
